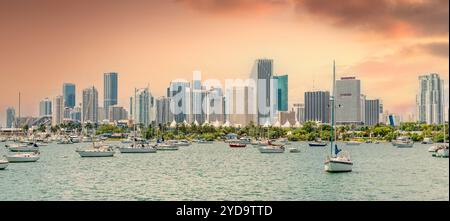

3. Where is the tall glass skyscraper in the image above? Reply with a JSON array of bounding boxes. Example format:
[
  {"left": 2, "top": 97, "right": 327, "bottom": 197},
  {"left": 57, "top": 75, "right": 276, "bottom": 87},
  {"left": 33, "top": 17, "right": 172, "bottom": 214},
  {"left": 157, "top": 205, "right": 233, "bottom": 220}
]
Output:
[
  {"left": 275, "top": 75, "right": 288, "bottom": 111},
  {"left": 39, "top": 98, "right": 52, "bottom": 117},
  {"left": 104, "top": 72, "right": 118, "bottom": 119},
  {"left": 6, "top": 107, "right": 15, "bottom": 128},
  {"left": 416, "top": 73, "right": 445, "bottom": 124},
  {"left": 251, "top": 58, "right": 277, "bottom": 125},
  {"left": 82, "top": 86, "right": 98, "bottom": 123},
  {"left": 63, "top": 83, "right": 76, "bottom": 108}
]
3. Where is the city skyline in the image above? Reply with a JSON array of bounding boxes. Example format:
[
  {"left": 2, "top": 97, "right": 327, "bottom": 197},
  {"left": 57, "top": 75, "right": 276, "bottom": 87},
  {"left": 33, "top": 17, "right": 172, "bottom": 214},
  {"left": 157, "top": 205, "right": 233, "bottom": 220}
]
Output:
[{"left": 0, "top": 0, "right": 448, "bottom": 125}]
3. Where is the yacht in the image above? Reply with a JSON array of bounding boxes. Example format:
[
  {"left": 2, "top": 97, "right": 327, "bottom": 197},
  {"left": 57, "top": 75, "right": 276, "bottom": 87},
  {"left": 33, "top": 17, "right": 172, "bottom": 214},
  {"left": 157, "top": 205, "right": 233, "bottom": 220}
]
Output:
[
  {"left": 6, "top": 142, "right": 39, "bottom": 152},
  {"left": 119, "top": 143, "right": 157, "bottom": 153},
  {"left": 421, "top": 137, "right": 433, "bottom": 144},
  {"left": 394, "top": 136, "right": 414, "bottom": 148},
  {"left": 258, "top": 141, "right": 285, "bottom": 153},
  {"left": 346, "top": 140, "right": 362, "bottom": 146},
  {"left": 309, "top": 140, "right": 327, "bottom": 147},
  {"left": 0, "top": 159, "right": 8, "bottom": 170},
  {"left": 324, "top": 61, "right": 353, "bottom": 173},
  {"left": 76, "top": 144, "right": 115, "bottom": 157},
  {"left": 432, "top": 144, "right": 449, "bottom": 158},
  {"left": 229, "top": 143, "right": 246, "bottom": 148},
  {"left": 5, "top": 152, "right": 40, "bottom": 163},
  {"left": 155, "top": 143, "right": 179, "bottom": 151},
  {"left": 289, "top": 147, "right": 300, "bottom": 153}
]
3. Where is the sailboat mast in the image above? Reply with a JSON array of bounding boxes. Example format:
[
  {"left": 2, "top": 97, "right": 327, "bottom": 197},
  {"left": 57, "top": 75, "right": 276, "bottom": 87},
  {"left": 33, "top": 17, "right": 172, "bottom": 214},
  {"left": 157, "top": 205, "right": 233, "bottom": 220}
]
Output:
[
  {"left": 330, "top": 60, "right": 336, "bottom": 157},
  {"left": 134, "top": 88, "right": 137, "bottom": 147}
]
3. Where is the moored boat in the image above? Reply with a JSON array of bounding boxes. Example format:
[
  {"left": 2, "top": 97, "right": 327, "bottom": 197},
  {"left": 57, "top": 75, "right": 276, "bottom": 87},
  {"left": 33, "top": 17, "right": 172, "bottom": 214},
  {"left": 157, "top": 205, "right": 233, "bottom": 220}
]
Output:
[
  {"left": 5, "top": 152, "right": 40, "bottom": 163},
  {"left": 229, "top": 143, "right": 246, "bottom": 148},
  {"left": 346, "top": 141, "right": 362, "bottom": 146},
  {"left": 155, "top": 143, "right": 179, "bottom": 151},
  {"left": 76, "top": 145, "right": 115, "bottom": 157},
  {"left": 289, "top": 147, "right": 300, "bottom": 153},
  {"left": 119, "top": 144, "right": 157, "bottom": 153},
  {"left": 0, "top": 159, "right": 8, "bottom": 170},
  {"left": 7, "top": 143, "right": 39, "bottom": 152}
]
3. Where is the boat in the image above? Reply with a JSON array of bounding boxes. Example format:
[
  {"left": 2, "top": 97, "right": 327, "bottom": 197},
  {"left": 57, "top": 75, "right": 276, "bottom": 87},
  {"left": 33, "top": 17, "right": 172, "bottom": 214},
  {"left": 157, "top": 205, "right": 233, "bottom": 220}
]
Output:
[
  {"left": 69, "top": 136, "right": 81, "bottom": 143},
  {"left": 0, "top": 159, "right": 8, "bottom": 170},
  {"left": 289, "top": 148, "right": 300, "bottom": 153},
  {"left": 324, "top": 61, "right": 353, "bottom": 173},
  {"left": 119, "top": 144, "right": 157, "bottom": 153},
  {"left": 428, "top": 145, "right": 440, "bottom": 152},
  {"left": 5, "top": 152, "right": 40, "bottom": 163},
  {"left": 155, "top": 143, "right": 179, "bottom": 151},
  {"left": 193, "top": 138, "right": 213, "bottom": 144},
  {"left": 6, "top": 143, "right": 39, "bottom": 152},
  {"left": 433, "top": 145, "right": 449, "bottom": 158},
  {"left": 76, "top": 145, "right": 115, "bottom": 157},
  {"left": 229, "top": 143, "right": 246, "bottom": 148},
  {"left": 258, "top": 145, "right": 285, "bottom": 153},
  {"left": 421, "top": 137, "right": 433, "bottom": 144},
  {"left": 167, "top": 140, "right": 191, "bottom": 147},
  {"left": 309, "top": 141, "right": 327, "bottom": 147},
  {"left": 394, "top": 136, "right": 414, "bottom": 148},
  {"left": 346, "top": 141, "right": 362, "bottom": 146}
]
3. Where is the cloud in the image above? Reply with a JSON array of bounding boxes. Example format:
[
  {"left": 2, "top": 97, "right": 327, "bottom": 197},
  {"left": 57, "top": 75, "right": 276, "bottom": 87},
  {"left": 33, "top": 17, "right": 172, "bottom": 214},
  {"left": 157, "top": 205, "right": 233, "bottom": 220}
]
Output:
[
  {"left": 293, "top": 0, "right": 449, "bottom": 37},
  {"left": 401, "top": 42, "right": 449, "bottom": 58}
]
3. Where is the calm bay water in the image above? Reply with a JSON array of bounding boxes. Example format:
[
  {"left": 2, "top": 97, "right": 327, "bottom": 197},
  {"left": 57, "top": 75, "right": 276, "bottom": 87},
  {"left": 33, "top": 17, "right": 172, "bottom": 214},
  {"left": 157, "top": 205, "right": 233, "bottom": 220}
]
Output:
[{"left": 0, "top": 141, "right": 448, "bottom": 201}]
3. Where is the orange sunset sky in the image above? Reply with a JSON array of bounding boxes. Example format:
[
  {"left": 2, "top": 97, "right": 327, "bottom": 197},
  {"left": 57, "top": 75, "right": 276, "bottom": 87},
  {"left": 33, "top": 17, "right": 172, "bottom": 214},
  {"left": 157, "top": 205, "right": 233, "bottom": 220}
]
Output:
[{"left": 0, "top": 0, "right": 448, "bottom": 125}]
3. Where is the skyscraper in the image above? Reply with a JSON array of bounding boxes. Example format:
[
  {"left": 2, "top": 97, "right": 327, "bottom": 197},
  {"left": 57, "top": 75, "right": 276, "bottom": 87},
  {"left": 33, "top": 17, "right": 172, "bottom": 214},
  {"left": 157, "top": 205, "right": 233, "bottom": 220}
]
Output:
[
  {"left": 63, "top": 83, "right": 76, "bottom": 108},
  {"left": 205, "top": 87, "right": 225, "bottom": 123},
  {"left": 251, "top": 59, "right": 277, "bottom": 125},
  {"left": 108, "top": 106, "right": 128, "bottom": 122},
  {"left": 416, "top": 73, "right": 445, "bottom": 124},
  {"left": 39, "top": 98, "right": 52, "bottom": 117},
  {"left": 335, "top": 77, "right": 363, "bottom": 125},
  {"left": 226, "top": 84, "right": 255, "bottom": 127},
  {"left": 365, "top": 99, "right": 382, "bottom": 126},
  {"left": 275, "top": 75, "right": 288, "bottom": 111},
  {"left": 130, "top": 88, "right": 153, "bottom": 126},
  {"left": 104, "top": 72, "right": 118, "bottom": 119},
  {"left": 304, "top": 91, "right": 330, "bottom": 123},
  {"left": 191, "top": 79, "right": 206, "bottom": 124},
  {"left": 156, "top": 97, "right": 172, "bottom": 125},
  {"left": 6, "top": 107, "right": 15, "bottom": 128},
  {"left": 52, "top": 95, "right": 64, "bottom": 126},
  {"left": 82, "top": 86, "right": 99, "bottom": 123},
  {"left": 168, "top": 80, "right": 190, "bottom": 123}
]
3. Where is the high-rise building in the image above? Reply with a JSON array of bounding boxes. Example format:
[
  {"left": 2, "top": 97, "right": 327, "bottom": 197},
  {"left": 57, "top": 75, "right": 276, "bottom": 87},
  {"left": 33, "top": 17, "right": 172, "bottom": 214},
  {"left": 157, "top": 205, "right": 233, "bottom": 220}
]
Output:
[
  {"left": 104, "top": 72, "right": 118, "bottom": 119},
  {"left": 82, "top": 86, "right": 99, "bottom": 123},
  {"left": 335, "top": 77, "right": 363, "bottom": 125},
  {"left": 365, "top": 99, "right": 382, "bottom": 126},
  {"left": 97, "top": 107, "right": 106, "bottom": 122},
  {"left": 191, "top": 79, "right": 206, "bottom": 124},
  {"left": 63, "top": 83, "right": 76, "bottom": 108},
  {"left": 293, "top": 103, "right": 305, "bottom": 123},
  {"left": 275, "top": 75, "right": 288, "bottom": 111},
  {"left": 39, "top": 98, "right": 52, "bottom": 117},
  {"left": 52, "top": 95, "right": 64, "bottom": 126},
  {"left": 156, "top": 97, "right": 172, "bottom": 125},
  {"left": 168, "top": 80, "right": 190, "bottom": 123},
  {"left": 304, "top": 91, "right": 330, "bottom": 123},
  {"left": 108, "top": 106, "right": 128, "bottom": 122},
  {"left": 205, "top": 87, "right": 225, "bottom": 123},
  {"left": 226, "top": 84, "right": 255, "bottom": 127},
  {"left": 70, "top": 106, "right": 82, "bottom": 122},
  {"left": 6, "top": 107, "right": 15, "bottom": 128},
  {"left": 251, "top": 59, "right": 277, "bottom": 125},
  {"left": 130, "top": 88, "right": 153, "bottom": 126},
  {"left": 416, "top": 73, "right": 445, "bottom": 124}
]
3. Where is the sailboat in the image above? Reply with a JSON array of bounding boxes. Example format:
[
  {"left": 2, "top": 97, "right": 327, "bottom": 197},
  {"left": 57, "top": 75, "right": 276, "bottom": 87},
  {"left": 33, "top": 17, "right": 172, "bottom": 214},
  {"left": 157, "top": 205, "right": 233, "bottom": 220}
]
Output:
[
  {"left": 432, "top": 92, "right": 449, "bottom": 158},
  {"left": 119, "top": 88, "right": 157, "bottom": 154},
  {"left": 324, "top": 61, "right": 353, "bottom": 173}
]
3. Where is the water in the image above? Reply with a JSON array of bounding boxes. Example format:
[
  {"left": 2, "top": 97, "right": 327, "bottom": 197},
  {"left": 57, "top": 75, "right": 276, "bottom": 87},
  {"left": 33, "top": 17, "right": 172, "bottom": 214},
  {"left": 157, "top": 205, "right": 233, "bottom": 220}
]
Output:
[{"left": 0, "top": 141, "right": 448, "bottom": 201}]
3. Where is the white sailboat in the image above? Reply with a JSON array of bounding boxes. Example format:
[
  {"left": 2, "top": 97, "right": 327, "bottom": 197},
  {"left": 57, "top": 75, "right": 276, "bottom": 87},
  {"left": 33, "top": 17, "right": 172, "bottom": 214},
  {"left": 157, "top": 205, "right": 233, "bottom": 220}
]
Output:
[
  {"left": 119, "top": 88, "right": 157, "bottom": 154},
  {"left": 324, "top": 61, "right": 353, "bottom": 173},
  {"left": 432, "top": 96, "right": 448, "bottom": 158},
  {"left": 5, "top": 152, "right": 40, "bottom": 163}
]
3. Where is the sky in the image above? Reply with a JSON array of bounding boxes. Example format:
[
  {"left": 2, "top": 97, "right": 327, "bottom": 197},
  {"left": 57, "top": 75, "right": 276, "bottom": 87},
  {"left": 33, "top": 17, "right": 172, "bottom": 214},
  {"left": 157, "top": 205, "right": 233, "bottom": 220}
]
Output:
[{"left": 0, "top": 0, "right": 448, "bottom": 126}]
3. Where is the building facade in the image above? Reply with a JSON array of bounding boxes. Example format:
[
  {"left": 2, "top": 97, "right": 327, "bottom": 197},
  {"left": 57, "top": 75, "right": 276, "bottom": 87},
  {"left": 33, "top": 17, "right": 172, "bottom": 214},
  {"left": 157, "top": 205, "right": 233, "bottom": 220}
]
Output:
[
  {"left": 52, "top": 95, "right": 64, "bottom": 126},
  {"left": 39, "top": 98, "right": 52, "bottom": 117},
  {"left": 276, "top": 75, "right": 288, "bottom": 111},
  {"left": 104, "top": 72, "right": 118, "bottom": 119},
  {"left": 63, "top": 83, "right": 76, "bottom": 108},
  {"left": 251, "top": 59, "right": 277, "bottom": 125},
  {"left": 364, "top": 99, "right": 381, "bottom": 126},
  {"left": 6, "top": 107, "right": 15, "bottom": 128},
  {"left": 304, "top": 91, "right": 330, "bottom": 123},
  {"left": 416, "top": 73, "right": 445, "bottom": 124},
  {"left": 168, "top": 80, "right": 190, "bottom": 123},
  {"left": 335, "top": 77, "right": 363, "bottom": 125},
  {"left": 293, "top": 103, "right": 305, "bottom": 123},
  {"left": 82, "top": 86, "right": 99, "bottom": 123}
]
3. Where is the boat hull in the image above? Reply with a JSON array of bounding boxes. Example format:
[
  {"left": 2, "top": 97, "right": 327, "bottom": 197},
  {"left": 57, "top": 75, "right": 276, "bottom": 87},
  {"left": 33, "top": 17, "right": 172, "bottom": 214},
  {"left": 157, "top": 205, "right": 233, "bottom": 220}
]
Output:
[
  {"left": 324, "top": 160, "right": 353, "bottom": 172},
  {"left": 259, "top": 147, "right": 285, "bottom": 153},
  {"left": 77, "top": 151, "right": 115, "bottom": 157},
  {"left": 119, "top": 147, "right": 157, "bottom": 153},
  {"left": 309, "top": 143, "right": 327, "bottom": 147},
  {"left": 0, "top": 161, "right": 8, "bottom": 169},
  {"left": 8, "top": 146, "right": 39, "bottom": 152},
  {"left": 396, "top": 143, "right": 414, "bottom": 148},
  {"left": 6, "top": 155, "right": 40, "bottom": 163}
]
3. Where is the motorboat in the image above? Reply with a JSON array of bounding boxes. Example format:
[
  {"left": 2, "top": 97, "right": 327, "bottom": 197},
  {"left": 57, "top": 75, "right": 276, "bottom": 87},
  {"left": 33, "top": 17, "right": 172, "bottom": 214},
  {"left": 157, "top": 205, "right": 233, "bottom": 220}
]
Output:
[
  {"left": 432, "top": 144, "right": 449, "bottom": 158},
  {"left": 0, "top": 159, "right": 8, "bottom": 170},
  {"left": 309, "top": 141, "right": 327, "bottom": 147},
  {"left": 421, "top": 137, "right": 433, "bottom": 144},
  {"left": 229, "top": 143, "right": 246, "bottom": 148},
  {"left": 346, "top": 141, "right": 362, "bottom": 146},
  {"left": 155, "top": 143, "right": 179, "bottom": 151},
  {"left": 167, "top": 140, "right": 191, "bottom": 147},
  {"left": 259, "top": 141, "right": 285, "bottom": 153},
  {"left": 394, "top": 136, "right": 414, "bottom": 148},
  {"left": 76, "top": 145, "right": 115, "bottom": 157},
  {"left": 6, "top": 142, "right": 39, "bottom": 152},
  {"left": 289, "top": 148, "right": 300, "bottom": 153},
  {"left": 119, "top": 143, "right": 157, "bottom": 153},
  {"left": 5, "top": 152, "right": 40, "bottom": 163}
]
